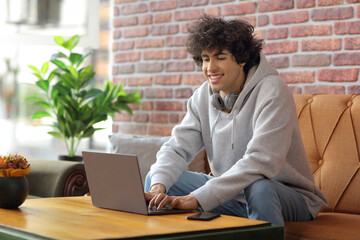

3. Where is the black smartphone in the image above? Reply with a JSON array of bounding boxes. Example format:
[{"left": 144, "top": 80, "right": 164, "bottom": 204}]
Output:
[{"left": 186, "top": 212, "right": 221, "bottom": 221}]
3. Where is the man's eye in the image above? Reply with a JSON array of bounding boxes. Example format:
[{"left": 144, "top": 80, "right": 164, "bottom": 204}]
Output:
[
  {"left": 217, "top": 57, "right": 226, "bottom": 60},
  {"left": 202, "top": 58, "right": 209, "bottom": 62}
]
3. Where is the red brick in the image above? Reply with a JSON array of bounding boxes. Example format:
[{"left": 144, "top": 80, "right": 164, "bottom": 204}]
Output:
[
  {"left": 263, "top": 41, "right": 298, "bottom": 55},
  {"left": 292, "top": 54, "right": 331, "bottom": 67},
  {"left": 258, "top": 15, "right": 269, "bottom": 26},
  {"left": 150, "top": 0, "right": 177, "bottom": 11},
  {"left": 318, "top": 0, "right": 342, "bottom": 6},
  {"left": 112, "top": 124, "right": 119, "bottom": 133},
  {"left": 280, "top": 71, "right": 315, "bottom": 84},
  {"left": 115, "top": 0, "right": 136, "bottom": 4},
  {"left": 139, "top": 14, "right": 153, "bottom": 25},
  {"left": 121, "top": 3, "right": 147, "bottom": 15},
  {"left": 141, "top": 101, "right": 154, "bottom": 111},
  {"left": 166, "top": 36, "right": 188, "bottom": 47},
  {"left": 150, "top": 113, "right": 169, "bottom": 124},
  {"left": 318, "top": 68, "right": 359, "bottom": 82},
  {"left": 290, "top": 25, "right": 331, "bottom": 37},
  {"left": 223, "top": 2, "right": 256, "bottom": 16},
  {"left": 268, "top": 56, "right": 289, "bottom": 68},
  {"left": 154, "top": 74, "right": 182, "bottom": 85},
  {"left": 206, "top": 7, "right": 221, "bottom": 16},
  {"left": 304, "top": 85, "right": 345, "bottom": 94},
  {"left": 181, "top": 22, "right": 193, "bottom": 34},
  {"left": 144, "top": 50, "right": 171, "bottom": 60},
  {"left": 145, "top": 88, "right": 173, "bottom": 98},
  {"left": 123, "top": 27, "right": 148, "bottom": 38},
  {"left": 179, "top": 0, "right": 209, "bottom": 7},
  {"left": 113, "top": 66, "right": 119, "bottom": 76},
  {"left": 117, "top": 124, "right": 147, "bottom": 135},
  {"left": 154, "top": 13, "right": 172, "bottom": 23},
  {"left": 166, "top": 61, "right": 195, "bottom": 72},
  {"left": 114, "top": 112, "right": 132, "bottom": 121},
  {"left": 272, "top": 11, "right": 308, "bottom": 25},
  {"left": 267, "top": 28, "right": 288, "bottom": 40},
  {"left": 175, "top": 88, "right": 193, "bottom": 98},
  {"left": 174, "top": 9, "right": 204, "bottom": 21},
  {"left": 334, "top": 21, "right": 360, "bottom": 35},
  {"left": 128, "top": 76, "right": 152, "bottom": 86},
  {"left": 113, "top": 16, "right": 138, "bottom": 27},
  {"left": 236, "top": 16, "right": 256, "bottom": 27},
  {"left": 172, "top": 49, "right": 188, "bottom": 59},
  {"left": 118, "top": 64, "right": 135, "bottom": 74},
  {"left": 114, "top": 6, "right": 120, "bottom": 16},
  {"left": 133, "top": 113, "right": 149, "bottom": 123},
  {"left": 116, "top": 40, "right": 134, "bottom": 50},
  {"left": 170, "top": 113, "right": 180, "bottom": 123},
  {"left": 151, "top": 25, "right": 179, "bottom": 36},
  {"left": 113, "top": 30, "right": 121, "bottom": 39},
  {"left": 148, "top": 125, "right": 173, "bottom": 136},
  {"left": 156, "top": 101, "right": 183, "bottom": 111},
  {"left": 114, "top": 52, "right": 141, "bottom": 63},
  {"left": 301, "top": 39, "right": 341, "bottom": 51},
  {"left": 296, "top": 0, "right": 315, "bottom": 8},
  {"left": 345, "top": 37, "right": 360, "bottom": 50},
  {"left": 128, "top": 102, "right": 140, "bottom": 111},
  {"left": 334, "top": 53, "right": 360, "bottom": 66},
  {"left": 183, "top": 74, "right": 206, "bottom": 85},
  {"left": 259, "top": 0, "right": 294, "bottom": 12},
  {"left": 358, "top": 5, "right": 360, "bottom": 18},
  {"left": 347, "top": 0, "right": 360, "bottom": 3},
  {"left": 254, "top": 30, "right": 265, "bottom": 40},
  {"left": 348, "top": 85, "right": 360, "bottom": 94},
  {"left": 113, "top": 77, "right": 126, "bottom": 86},
  {"left": 211, "top": 0, "right": 235, "bottom": 3},
  {"left": 135, "top": 39, "right": 164, "bottom": 48},
  {"left": 137, "top": 62, "right": 164, "bottom": 73},
  {"left": 311, "top": 7, "right": 353, "bottom": 21},
  {"left": 288, "top": 86, "right": 303, "bottom": 94}
]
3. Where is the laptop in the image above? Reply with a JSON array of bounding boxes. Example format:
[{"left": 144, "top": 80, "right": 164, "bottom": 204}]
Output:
[{"left": 82, "top": 151, "right": 195, "bottom": 215}]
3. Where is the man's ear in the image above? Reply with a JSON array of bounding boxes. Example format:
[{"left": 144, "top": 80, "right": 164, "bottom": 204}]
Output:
[{"left": 239, "top": 62, "right": 245, "bottom": 67}]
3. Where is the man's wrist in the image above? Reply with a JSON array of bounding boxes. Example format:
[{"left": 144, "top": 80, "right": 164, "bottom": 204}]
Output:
[{"left": 150, "top": 183, "right": 166, "bottom": 194}]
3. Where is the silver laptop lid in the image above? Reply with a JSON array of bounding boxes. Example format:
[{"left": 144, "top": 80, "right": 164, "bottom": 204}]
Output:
[{"left": 82, "top": 151, "right": 149, "bottom": 215}]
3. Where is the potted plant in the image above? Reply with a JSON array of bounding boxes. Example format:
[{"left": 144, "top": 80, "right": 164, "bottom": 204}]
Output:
[
  {"left": 0, "top": 154, "right": 31, "bottom": 208},
  {"left": 27, "top": 35, "right": 140, "bottom": 160}
]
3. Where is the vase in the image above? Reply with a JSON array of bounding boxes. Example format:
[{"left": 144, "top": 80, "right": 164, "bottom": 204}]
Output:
[
  {"left": 58, "top": 155, "right": 83, "bottom": 162},
  {"left": 0, "top": 176, "right": 29, "bottom": 209}
]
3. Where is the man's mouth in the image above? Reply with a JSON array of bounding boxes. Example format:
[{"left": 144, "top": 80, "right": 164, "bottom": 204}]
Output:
[{"left": 208, "top": 74, "right": 224, "bottom": 83}]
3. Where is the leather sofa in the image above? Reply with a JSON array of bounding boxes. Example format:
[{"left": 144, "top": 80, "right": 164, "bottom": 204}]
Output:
[
  {"left": 285, "top": 94, "right": 360, "bottom": 240},
  {"left": 26, "top": 159, "right": 88, "bottom": 198}
]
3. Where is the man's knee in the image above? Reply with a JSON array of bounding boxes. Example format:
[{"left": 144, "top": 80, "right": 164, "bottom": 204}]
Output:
[{"left": 245, "top": 178, "right": 277, "bottom": 201}]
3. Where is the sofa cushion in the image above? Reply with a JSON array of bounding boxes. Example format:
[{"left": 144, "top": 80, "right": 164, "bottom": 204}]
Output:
[
  {"left": 285, "top": 212, "right": 360, "bottom": 240},
  {"left": 109, "top": 135, "right": 207, "bottom": 184}
]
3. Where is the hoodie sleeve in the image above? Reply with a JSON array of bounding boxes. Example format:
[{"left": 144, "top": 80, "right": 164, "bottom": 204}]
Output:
[
  {"left": 149, "top": 91, "right": 205, "bottom": 192},
  {"left": 192, "top": 94, "right": 296, "bottom": 211}
]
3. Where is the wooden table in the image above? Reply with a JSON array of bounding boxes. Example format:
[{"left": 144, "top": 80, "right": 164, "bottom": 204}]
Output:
[{"left": 0, "top": 197, "right": 283, "bottom": 240}]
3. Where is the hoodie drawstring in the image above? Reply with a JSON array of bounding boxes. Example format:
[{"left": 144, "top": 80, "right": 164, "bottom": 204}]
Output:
[{"left": 210, "top": 111, "right": 221, "bottom": 144}]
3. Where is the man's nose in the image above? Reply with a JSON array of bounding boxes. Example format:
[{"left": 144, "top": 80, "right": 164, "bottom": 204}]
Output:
[{"left": 207, "top": 59, "right": 217, "bottom": 72}]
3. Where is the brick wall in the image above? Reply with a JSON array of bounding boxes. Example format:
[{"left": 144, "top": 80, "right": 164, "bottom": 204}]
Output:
[{"left": 111, "top": 0, "right": 360, "bottom": 136}]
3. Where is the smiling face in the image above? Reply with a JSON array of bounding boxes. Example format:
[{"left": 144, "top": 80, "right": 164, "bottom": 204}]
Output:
[{"left": 201, "top": 49, "right": 246, "bottom": 98}]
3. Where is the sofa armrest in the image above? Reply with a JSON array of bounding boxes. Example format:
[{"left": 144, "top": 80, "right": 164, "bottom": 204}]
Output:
[{"left": 26, "top": 159, "right": 89, "bottom": 198}]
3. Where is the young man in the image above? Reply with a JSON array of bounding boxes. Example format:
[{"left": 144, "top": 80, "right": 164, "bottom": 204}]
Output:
[{"left": 144, "top": 16, "right": 327, "bottom": 226}]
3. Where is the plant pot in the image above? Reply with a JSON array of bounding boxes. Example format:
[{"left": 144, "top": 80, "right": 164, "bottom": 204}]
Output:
[
  {"left": 0, "top": 176, "right": 29, "bottom": 209},
  {"left": 58, "top": 155, "right": 83, "bottom": 162}
]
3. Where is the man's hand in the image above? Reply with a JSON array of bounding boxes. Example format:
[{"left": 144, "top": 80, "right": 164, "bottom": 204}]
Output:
[{"left": 144, "top": 185, "right": 199, "bottom": 210}]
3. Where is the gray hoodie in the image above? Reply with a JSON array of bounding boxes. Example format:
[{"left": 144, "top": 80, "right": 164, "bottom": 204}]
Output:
[{"left": 150, "top": 53, "right": 328, "bottom": 218}]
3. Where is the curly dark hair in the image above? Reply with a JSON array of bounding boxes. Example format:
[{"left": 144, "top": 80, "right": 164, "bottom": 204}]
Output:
[{"left": 186, "top": 15, "right": 263, "bottom": 74}]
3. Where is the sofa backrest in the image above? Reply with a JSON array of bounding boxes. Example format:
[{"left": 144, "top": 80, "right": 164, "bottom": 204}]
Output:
[{"left": 294, "top": 94, "right": 360, "bottom": 215}]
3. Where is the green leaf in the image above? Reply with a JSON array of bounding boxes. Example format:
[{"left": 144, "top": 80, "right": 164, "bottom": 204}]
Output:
[
  {"left": 51, "top": 59, "right": 68, "bottom": 72},
  {"left": 41, "top": 61, "right": 49, "bottom": 75},
  {"left": 68, "top": 65, "right": 78, "bottom": 80},
  {"left": 54, "top": 36, "right": 65, "bottom": 47},
  {"left": 48, "top": 131, "right": 63, "bottom": 140},
  {"left": 25, "top": 96, "right": 44, "bottom": 102},
  {"left": 76, "top": 51, "right": 91, "bottom": 68},
  {"left": 34, "top": 101, "right": 51, "bottom": 110},
  {"left": 48, "top": 69, "right": 57, "bottom": 82},
  {"left": 69, "top": 53, "right": 82, "bottom": 66},
  {"left": 82, "top": 126, "right": 95, "bottom": 138},
  {"left": 31, "top": 111, "right": 52, "bottom": 119},
  {"left": 28, "top": 65, "right": 40, "bottom": 75},
  {"left": 35, "top": 80, "right": 49, "bottom": 92}
]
